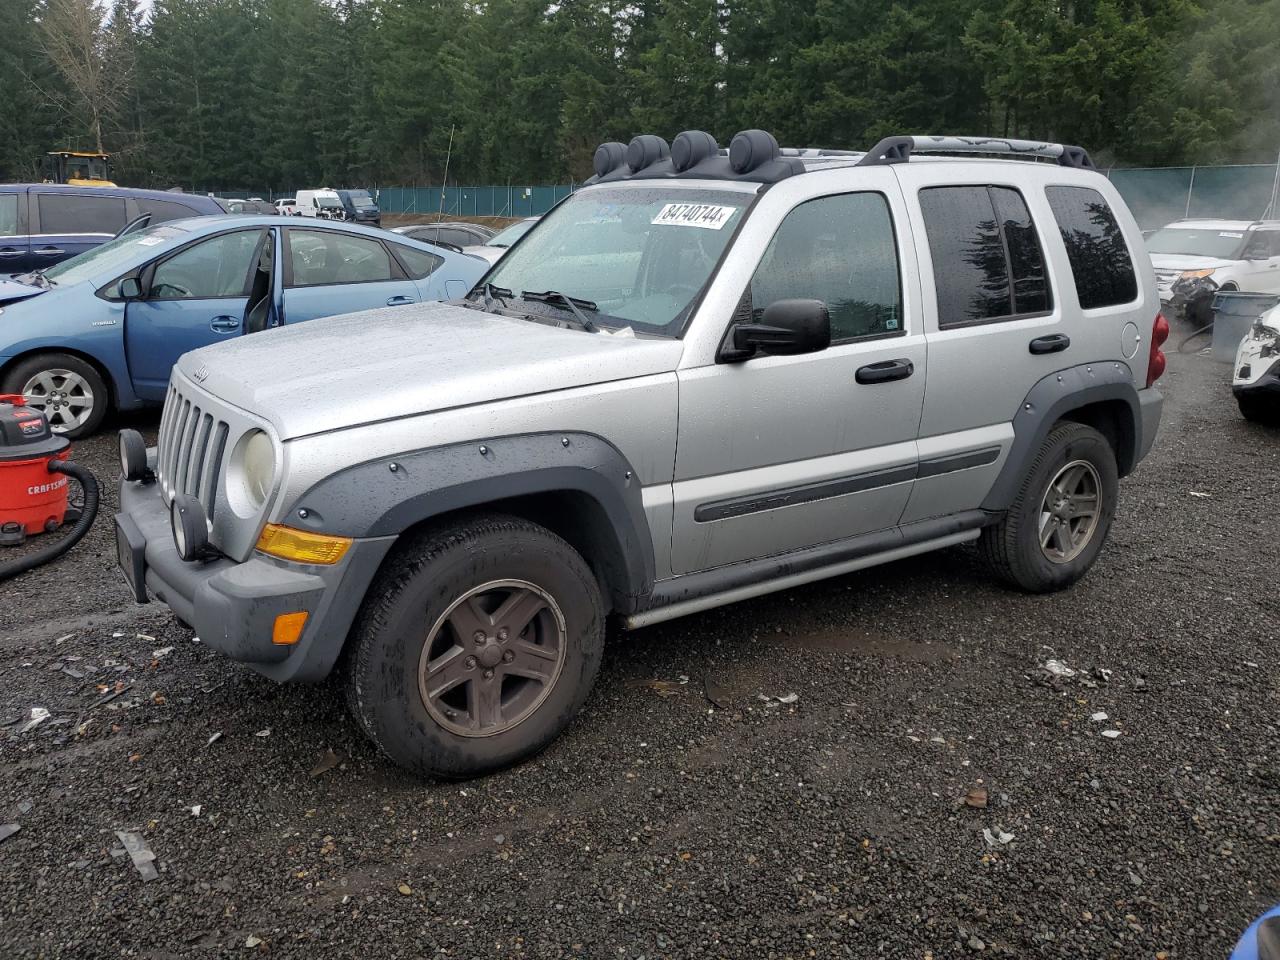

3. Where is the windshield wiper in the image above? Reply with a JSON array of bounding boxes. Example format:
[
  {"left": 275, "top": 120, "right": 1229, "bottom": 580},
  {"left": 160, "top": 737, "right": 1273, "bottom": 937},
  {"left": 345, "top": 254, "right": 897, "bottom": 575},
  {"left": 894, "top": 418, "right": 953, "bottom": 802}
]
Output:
[
  {"left": 521, "top": 290, "right": 599, "bottom": 332},
  {"left": 482, "top": 282, "right": 512, "bottom": 308},
  {"left": 14, "top": 271, "right": 51, "bottom": 289}
]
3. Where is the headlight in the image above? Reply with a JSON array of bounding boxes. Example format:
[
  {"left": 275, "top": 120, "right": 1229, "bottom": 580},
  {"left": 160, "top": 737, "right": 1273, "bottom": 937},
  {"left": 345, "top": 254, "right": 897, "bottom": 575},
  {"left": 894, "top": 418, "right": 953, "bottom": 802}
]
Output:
[
  {"left": 1179, "top": 268, "right": 1216, "bottom": 281},
  {"left": 227, "top": 429, "right": 276, "bottom": 515}
]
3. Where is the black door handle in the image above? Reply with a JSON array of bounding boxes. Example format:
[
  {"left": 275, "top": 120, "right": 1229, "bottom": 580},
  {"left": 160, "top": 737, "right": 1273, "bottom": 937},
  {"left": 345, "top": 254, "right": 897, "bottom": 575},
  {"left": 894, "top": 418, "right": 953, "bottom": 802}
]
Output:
[
  {"left": 856, "top": 358, "right": 914, "bottom": 384},
  {"left": 1029, "top": 333, "right": 1070, "bottom": 354}
]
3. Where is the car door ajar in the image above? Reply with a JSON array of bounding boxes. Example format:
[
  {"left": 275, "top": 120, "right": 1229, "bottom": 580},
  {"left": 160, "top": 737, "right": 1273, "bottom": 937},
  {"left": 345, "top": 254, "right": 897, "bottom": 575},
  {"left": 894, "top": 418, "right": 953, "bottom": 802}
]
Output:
[
  {"left": 281, "top": 228, "right": 421, "bottom": 324},
  {"left": 124, "top": 228, "right": 268, "bottom": 400},
  {"left": 671, "top": 179, "right": 927, "bottom": 574}
]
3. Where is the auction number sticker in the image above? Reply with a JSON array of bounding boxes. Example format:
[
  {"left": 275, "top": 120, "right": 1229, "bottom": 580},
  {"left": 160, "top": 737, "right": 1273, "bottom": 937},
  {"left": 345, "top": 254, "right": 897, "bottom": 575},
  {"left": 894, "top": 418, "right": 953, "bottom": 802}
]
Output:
[
  {"left": 1219, "top": 231, "right": 1244, "bottom": 238},
  {"left": 136, "top": 236, "right": 165, "bottom": 246},
  {"left": 651, "top": 203, "right": 737, "bottom": 230}
]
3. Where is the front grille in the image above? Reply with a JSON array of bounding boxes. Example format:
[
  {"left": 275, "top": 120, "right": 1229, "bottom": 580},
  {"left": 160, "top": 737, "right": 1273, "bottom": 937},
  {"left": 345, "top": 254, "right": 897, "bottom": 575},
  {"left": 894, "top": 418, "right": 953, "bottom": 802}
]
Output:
[{"left": 156, "top": 383, "right": 231, "bottom": 520}]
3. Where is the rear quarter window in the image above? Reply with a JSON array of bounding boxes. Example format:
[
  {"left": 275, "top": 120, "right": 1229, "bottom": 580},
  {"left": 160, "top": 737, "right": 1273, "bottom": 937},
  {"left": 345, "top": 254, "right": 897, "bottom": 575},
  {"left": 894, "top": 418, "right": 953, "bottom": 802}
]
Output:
[
  {"left": 1045, "top": 186, "right": 1138, "bottom": 309},
  {"left": 393, "top": 244, "right": 444, "bottom": 280},
  {"left": 136, "top": 197, "right": 202, "bottom": 223}
]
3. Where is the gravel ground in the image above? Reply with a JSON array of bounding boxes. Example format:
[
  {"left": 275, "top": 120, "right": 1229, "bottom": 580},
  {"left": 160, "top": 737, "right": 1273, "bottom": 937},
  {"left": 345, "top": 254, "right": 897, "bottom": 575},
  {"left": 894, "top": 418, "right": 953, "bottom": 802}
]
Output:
[{"left": 1, "top": 350, "right": 1277, "bottom": 959}]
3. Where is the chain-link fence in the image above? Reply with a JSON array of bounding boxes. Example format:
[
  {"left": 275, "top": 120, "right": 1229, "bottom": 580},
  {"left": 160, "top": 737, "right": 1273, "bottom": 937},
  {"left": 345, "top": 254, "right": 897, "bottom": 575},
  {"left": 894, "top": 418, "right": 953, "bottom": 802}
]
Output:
[
  {"left": 195, "top": 158, "right": 1280, "bottom": 227},
  {"left": 1105, "top": 162, "right": 1280, "bottom": 231}
]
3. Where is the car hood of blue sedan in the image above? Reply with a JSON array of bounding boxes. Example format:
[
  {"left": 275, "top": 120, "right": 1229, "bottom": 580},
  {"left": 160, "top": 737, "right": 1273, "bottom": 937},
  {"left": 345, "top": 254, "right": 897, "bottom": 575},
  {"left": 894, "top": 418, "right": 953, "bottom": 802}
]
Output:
[{"left": 0, "top": 278, "right": 47, "bottom": 307}]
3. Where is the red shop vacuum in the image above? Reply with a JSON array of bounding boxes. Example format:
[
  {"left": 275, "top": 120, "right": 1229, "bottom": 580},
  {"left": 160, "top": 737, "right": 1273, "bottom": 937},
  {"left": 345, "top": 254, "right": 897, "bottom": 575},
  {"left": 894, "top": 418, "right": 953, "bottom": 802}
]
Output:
[{"left": 0, "top": 394, "right": 99, "bottom": 582}]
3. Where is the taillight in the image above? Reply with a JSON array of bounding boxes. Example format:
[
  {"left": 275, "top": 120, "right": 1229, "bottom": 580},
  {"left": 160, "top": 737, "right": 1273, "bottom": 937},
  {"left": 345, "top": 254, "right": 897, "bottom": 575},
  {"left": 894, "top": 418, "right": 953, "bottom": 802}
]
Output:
[{"left": 1147, "top": 312, "right": 1170, "bottom": 388}]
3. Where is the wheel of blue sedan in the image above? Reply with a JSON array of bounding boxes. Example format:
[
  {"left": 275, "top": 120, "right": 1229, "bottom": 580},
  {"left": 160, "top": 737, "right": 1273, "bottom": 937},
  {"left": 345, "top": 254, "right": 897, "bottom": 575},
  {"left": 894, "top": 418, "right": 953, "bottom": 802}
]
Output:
[{"left": 2, "top": 352, "right": 109, "bottom": 439}]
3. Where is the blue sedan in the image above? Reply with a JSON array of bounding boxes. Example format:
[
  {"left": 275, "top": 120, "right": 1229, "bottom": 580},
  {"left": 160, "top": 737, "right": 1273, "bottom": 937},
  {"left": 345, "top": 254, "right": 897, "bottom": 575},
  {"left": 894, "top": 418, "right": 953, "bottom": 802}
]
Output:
[{"left": 0, "top": 216, "right": 488, "bottom": 437}]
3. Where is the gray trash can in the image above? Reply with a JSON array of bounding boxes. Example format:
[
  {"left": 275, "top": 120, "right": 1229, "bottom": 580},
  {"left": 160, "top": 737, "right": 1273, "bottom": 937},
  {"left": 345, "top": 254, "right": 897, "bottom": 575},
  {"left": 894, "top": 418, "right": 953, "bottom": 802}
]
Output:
[{"left": 1211, "top": 292, "right": 1280, "bottom": 363}]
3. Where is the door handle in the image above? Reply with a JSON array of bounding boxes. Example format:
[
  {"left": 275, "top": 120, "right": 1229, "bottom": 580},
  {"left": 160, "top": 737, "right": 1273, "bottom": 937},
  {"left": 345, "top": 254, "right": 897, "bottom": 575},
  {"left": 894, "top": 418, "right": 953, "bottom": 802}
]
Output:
[
  {"left": 385, "top": 295, "right": 415, "bottom": 306},
  {"left": 855, "top": 358, "right": 914, "bottom": 384},
  {"left": 1029, "top": 333, "right": 1071, "bottom": 355},
  {"left": 0, "top": 249, "right": 22, "bottom": 258},
  {"left": 209, "top": 316, "right": 241, "bottom": 333},
  {"left": 35, "top": 246, "right": 65, "bottom": 256}
]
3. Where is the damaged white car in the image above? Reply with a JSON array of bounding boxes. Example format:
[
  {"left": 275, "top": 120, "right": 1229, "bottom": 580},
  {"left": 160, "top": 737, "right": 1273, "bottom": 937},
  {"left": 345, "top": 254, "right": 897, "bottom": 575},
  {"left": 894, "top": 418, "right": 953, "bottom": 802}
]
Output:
[
  {"left": 1232, "top": 297, "right": 1280, "bottom": 422},
  {"left": 1148, "top": 219, "right": 1280, "bottom": 325}
]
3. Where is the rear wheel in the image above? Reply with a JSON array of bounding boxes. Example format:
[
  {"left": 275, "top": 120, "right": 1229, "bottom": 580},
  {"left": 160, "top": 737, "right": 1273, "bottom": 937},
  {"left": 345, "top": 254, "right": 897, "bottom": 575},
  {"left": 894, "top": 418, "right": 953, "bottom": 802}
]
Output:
[
  {"left": 345, "top": 514, "right": 605, "bottom": 779},
  {"left": 2, "top": 353, "right": 109, "bottom": 439},
  {"left": 980, "top": 422, "right": 1118, "bottom": 592}
]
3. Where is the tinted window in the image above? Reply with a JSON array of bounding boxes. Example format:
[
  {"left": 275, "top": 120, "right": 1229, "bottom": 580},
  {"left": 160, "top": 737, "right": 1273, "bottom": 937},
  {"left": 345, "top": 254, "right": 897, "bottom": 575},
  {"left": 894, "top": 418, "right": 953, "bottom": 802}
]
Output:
[
  {"left": 1045, "top": 186, "right": 1137, "bottom": 309},
  {"left": 37, "top": 193, "right": 127, "bottom": 235},
  {"left": 991, "top": 187, "right": 1051, "bottom": 315},
  {"left": 749, "top": 192, "right": 902, "bottom": 341},
  {"left": 0, "top": 194, "right": 17, "bottom": 237},
  {"left": 150, "top": 229, "right": 265, "bottom": 299},
  {"left": 920, "top": 186, "right": 1052, "bottom": 327},
  {"left": 394, "top": 244, "right": 444, "bottom": 280},
  {"left": 137, "top": 197, "right": 200, "bottom": 223},
  {"left": 289, "top": 230, "right": 393, "bottom": 286}
]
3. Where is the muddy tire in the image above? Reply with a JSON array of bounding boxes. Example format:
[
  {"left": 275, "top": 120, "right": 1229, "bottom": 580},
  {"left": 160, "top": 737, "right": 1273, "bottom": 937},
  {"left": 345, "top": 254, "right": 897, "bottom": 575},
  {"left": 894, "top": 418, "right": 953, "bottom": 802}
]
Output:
[
  {"left": 980, "top": 422, "right": 1118, "bottom": 593},
  {"left": 345, "top": 514, "right": 604, "bottom": 779},
  {"left": 1237, "top": 394, "right": 1280, "bottom": 425}
]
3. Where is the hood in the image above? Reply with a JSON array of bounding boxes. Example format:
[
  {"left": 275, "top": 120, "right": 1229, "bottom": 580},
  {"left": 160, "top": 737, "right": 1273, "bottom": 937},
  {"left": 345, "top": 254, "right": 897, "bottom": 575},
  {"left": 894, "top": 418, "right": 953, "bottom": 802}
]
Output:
[
  {"left": 179, "top": 301, "right": 684, "bottom": 440},
  {"left": 1149, "top": 254, "right": 1236, "bottom": 273},
  {"left": 0, "top": 278, "right": 47, "bottom": 307}
]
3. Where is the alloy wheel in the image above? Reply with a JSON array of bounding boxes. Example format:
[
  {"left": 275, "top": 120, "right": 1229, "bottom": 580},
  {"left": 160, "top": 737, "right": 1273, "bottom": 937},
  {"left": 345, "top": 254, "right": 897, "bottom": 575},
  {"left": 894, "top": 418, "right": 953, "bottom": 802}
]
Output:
[
  {"left": 417, "top": 579, "right": 567, "bottom": 738},
  {"left": 21, "top": 369, "right": 95, "bottom": 433},
  {"left": 1038, "top": 459, "right": 1102, "bottom": 564}
]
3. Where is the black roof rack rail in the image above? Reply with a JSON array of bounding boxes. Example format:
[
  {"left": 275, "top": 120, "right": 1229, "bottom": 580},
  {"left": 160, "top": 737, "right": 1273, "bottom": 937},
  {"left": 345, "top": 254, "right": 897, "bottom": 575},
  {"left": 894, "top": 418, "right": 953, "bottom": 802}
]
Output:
[{"left": 858, "top": 135, "right": 1095, "bottom": 170}]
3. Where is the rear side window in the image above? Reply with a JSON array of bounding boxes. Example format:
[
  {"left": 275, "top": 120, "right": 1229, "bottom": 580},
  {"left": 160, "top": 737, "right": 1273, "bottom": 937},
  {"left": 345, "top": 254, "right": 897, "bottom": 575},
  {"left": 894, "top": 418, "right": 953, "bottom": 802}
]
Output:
[
  {"left": 37, "top": 193, "right": 127, "bottom": 235},
  {"left": 393, "top": 244, "right": 444, "bottom": 280},
  {"left": 1045, "top": 186, "right": 1137, "bottom": 309},
  {"left": 749, "top": 192, "right": 902, "bottom": 341},
  {"left": 919, "top": 185, "right": 1052, "bottom": 328},
  {"left": 288, "top": 229, "right": 393, "bottom": 286},
  {"left": 0, "top": 194, "right": 17, "bottom": 237},
  {"left": 136, "top": 197, "right": 200, "bottom": 224}
]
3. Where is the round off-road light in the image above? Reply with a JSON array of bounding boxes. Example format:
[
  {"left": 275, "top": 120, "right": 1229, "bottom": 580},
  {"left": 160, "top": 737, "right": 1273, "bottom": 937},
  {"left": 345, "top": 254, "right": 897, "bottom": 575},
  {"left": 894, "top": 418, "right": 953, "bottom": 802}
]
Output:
[
  {"left": 170, "top": 493, "right": 209, "bottom": 562},
  {"left": 119, "top": 429, "right": 148, "bottom": 482}
]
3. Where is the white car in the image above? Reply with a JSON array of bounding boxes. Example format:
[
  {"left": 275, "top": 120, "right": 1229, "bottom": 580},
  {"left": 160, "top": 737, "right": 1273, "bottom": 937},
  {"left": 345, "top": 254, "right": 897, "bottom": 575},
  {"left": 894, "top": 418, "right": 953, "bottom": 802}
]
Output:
[
  {"left": 274, "top": 198, "right": 298, "bottom": 216},
  {"left": 1147, "top": 219, "right": 1280, "bottom": 323},
  {"left": 464, "top": 216, "right": 540, "bottom": 265},
  {"left": 1231, "top": 297, "right": 1280, "bottom": 422}
]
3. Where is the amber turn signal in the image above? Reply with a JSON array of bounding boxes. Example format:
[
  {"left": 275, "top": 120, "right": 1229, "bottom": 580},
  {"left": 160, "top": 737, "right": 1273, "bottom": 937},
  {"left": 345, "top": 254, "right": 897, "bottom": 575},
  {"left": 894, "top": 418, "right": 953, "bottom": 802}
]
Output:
[
  {"left": 272, "top": 611, "right": 309, "bottom": 646},
  {"left": 255, "top": 524, "right": 351, "bottom": 565}
]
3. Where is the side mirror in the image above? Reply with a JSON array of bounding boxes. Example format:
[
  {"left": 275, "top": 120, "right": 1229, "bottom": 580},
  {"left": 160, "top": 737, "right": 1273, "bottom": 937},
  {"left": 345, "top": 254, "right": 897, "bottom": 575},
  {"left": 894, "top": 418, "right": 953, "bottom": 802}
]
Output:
[
  {"left": 729, "top": 299, "right": 831, "bottom": 358},
  {"left": 1243, "top": 245, "right": 1269, "bottom": 261},
  {"left": 118, "top": 276, "right": 142, "bottom": 300}
]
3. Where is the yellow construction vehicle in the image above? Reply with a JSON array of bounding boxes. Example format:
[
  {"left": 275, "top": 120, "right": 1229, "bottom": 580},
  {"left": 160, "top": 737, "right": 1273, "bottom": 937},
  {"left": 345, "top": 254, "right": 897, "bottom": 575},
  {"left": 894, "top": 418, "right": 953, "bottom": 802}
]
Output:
[{"left": 42, "top": 151, "right": 116, "bottom": 187}]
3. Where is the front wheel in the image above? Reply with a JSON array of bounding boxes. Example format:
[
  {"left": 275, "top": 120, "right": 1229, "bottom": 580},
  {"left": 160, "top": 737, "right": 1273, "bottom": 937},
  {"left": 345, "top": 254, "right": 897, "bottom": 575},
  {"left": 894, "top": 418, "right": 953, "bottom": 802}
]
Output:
[
  {"left": 980, "top": 422, "right": 1119, "bottom": 592},
  {"left": 2, "top": 353, "right": 109, "bottom": 439},
  {"left": 1238, "top": 394, "right": 1280, "bottom": 425},
  {"left": 345, "top": 514, "right": 605, "bottom": 779}
]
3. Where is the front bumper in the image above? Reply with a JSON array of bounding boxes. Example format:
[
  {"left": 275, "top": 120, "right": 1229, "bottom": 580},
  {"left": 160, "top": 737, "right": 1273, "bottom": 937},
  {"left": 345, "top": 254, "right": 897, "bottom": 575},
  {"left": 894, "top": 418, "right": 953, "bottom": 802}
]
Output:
[
  {"left": 115, "top": 476, "right": 394, "bottom": 682},
  {"left": 1233, "top": 358, "right": 1280, "bottom": 398}
]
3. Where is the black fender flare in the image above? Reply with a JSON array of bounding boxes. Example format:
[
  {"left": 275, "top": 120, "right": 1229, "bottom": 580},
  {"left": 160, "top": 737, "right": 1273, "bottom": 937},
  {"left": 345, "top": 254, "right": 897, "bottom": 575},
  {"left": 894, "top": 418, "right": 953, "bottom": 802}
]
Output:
[
  {"left": 981, "top": 361, "right": 1141, "bottom": 512},
  {"left": 285, "top": 431, "right": 655, "bottom": 606}
]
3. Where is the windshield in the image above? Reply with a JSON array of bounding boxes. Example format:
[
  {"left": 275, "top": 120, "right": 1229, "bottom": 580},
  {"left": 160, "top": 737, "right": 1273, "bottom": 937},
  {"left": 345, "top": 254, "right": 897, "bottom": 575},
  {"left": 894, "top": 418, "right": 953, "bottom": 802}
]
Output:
[
  {"left": 316, "top": 196, "right": 341, "bottom": 208},
  {"left": 345, "top": 191, "right": 375, "bottom": 207},
  {"left": 1146, "top": 226, "right": 1248, "bottom": 259},
  {"left": 482, "top": 188, "right": 752, "bottom": 334},
  {"left": 488, "top": 219, "right": 538, "bottom": 248},
  {"left": 41, "top": 225, "right": 187, "bottom": 286}
]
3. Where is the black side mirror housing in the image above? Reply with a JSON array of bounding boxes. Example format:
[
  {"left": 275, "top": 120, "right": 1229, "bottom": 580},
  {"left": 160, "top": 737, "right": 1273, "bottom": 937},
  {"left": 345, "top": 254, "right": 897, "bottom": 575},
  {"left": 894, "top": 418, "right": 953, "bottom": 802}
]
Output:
[
  {"left": 728, "top": 298, "right": 831, "bottom": 359},
  {"left": 118, "top": 276, "right": 142, "bottom": 300}
]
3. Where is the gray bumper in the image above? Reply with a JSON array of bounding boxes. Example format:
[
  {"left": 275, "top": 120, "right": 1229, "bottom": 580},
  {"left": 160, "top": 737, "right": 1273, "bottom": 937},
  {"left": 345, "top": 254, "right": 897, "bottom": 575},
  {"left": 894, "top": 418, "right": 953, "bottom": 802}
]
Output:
[
  {"left": 1137, "top": 386, "right": 1163, "bottom": 463},
  {"left": 115, "top": 478, "right": 394, "bottom": 682}
]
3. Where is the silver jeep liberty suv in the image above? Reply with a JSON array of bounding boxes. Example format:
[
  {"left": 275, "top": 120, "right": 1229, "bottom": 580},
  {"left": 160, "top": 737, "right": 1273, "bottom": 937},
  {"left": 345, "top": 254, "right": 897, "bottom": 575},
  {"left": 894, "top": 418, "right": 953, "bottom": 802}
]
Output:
[{"left": 116, "top": 131, "right": 1166, "bottom": 778}]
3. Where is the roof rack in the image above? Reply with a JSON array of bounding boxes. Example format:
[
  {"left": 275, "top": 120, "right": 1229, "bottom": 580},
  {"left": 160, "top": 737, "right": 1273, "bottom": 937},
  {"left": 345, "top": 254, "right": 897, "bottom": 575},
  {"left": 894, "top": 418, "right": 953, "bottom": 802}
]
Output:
[
  {"left": 858, "top": 135, "right": 1095, "bottom": 169},
  {"left": 584, "top": 130, "right": 1098, "bottom": 186}
]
